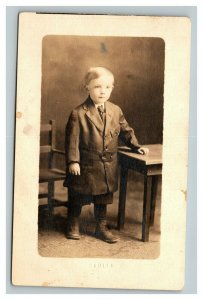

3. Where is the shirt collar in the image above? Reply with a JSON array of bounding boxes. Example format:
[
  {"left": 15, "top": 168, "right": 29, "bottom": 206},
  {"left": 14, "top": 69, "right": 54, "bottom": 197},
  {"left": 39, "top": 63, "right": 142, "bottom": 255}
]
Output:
[{"left": 94, "top": 102, "right": 105, "bottom": 109}]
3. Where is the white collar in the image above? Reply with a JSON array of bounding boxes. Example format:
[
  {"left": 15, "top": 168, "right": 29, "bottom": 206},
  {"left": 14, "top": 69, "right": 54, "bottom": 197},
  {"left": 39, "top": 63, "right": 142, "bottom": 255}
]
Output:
[{"left": 94, "top": 103, "right": 105, "bottom": 109}]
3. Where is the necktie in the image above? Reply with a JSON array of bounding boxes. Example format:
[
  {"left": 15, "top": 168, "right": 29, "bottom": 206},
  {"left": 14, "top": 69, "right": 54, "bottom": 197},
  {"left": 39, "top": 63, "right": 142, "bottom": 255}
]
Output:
[{"left": 97, "top": 105, "right": 105, "bottom": 122}]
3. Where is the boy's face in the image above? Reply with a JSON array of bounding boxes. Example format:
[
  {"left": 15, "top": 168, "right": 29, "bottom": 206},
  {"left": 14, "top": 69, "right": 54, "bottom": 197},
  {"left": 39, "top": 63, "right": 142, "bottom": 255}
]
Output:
[{"left": 86, "top": 75, "right": 114, "bottom": 104}]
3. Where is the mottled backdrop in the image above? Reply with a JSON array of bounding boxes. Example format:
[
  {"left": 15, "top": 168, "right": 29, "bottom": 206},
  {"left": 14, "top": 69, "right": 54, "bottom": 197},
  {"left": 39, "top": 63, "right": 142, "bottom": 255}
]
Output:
[{"left": 41, "top": 36, "right": 165, "bottom": 154}]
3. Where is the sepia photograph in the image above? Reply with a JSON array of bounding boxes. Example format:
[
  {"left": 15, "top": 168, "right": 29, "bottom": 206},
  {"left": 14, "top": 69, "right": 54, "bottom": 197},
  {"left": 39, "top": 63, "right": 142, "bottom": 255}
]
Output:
[
  {"left": 38, "top": 35, "right": 164, "bottom": 259},
  {"left": 12, "top": 13, "right": 191, "bottom": 289}
]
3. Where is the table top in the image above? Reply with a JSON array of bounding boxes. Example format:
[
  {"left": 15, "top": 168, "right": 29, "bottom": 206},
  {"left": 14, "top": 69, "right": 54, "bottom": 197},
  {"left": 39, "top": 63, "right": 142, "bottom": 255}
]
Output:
[{"left": 118, "top": 144, "right": 162, "bottom": 166}]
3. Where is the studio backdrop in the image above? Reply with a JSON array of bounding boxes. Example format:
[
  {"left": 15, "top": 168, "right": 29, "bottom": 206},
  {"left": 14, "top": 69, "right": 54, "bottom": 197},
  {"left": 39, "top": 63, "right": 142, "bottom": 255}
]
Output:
[{"left": 40, "top": 36, "right": 165, "bottom": 157}]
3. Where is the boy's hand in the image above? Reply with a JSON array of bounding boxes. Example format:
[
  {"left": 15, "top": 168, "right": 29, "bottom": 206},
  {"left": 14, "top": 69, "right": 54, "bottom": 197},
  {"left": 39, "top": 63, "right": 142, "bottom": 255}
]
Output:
[
  {"left": 137, "top": 147, "right": 149, "bottom": 155},
  {"left": 68, "top": 163, "right": 80, "bottom": 175}
]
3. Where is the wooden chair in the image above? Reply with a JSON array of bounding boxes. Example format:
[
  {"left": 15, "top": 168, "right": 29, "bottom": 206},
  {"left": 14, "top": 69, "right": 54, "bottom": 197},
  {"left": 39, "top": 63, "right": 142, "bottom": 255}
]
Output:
[{"left": 39, "top": 120, "right": 67, "bottom": 220}]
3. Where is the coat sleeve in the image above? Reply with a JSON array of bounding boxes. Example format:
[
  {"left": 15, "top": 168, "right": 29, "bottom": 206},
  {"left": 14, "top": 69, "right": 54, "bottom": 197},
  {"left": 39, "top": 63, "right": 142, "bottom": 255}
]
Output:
[
  {"left": 65, "top": 109, "right": 80, "bottom": 167},
  {"left": 118, "top": 107, "right": 141, "bottom": 151}
]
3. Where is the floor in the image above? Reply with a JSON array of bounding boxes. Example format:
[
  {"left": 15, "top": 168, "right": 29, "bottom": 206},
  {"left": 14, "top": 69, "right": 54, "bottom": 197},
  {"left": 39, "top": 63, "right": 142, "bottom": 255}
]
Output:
[{"left": 38, "top": 170, "right": 161, "bottom": 259}]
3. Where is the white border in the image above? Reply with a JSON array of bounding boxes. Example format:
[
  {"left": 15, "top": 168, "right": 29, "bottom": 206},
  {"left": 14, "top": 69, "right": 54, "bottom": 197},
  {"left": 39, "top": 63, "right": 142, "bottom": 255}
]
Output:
[
  {"left": 12, "top": 13, "right": 190, "bottom": 290},
  {"left": 3, "top": 1, "right": 200, "bottom": 297}
]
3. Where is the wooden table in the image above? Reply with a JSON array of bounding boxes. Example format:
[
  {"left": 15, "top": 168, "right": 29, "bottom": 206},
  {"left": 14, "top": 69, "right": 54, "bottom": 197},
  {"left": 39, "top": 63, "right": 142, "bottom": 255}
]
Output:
[{"left": 117, "top": 144, "right": 162, "bottom": 242}]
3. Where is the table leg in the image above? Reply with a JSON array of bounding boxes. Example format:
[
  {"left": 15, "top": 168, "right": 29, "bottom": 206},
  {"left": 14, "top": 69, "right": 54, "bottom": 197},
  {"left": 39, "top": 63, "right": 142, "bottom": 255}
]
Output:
[
  {"left": 142, "top": 176, "right": 152, "bottom": 242},
  {"left": 117, "top": 167, "right": 128, "bottom": 230},
  {"left": 150, "top": 176, "right": 159, "bottom": 226}
]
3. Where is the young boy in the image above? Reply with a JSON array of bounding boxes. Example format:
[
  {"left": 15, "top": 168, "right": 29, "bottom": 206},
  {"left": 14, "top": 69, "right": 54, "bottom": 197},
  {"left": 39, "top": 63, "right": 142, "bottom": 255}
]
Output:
[{"left": 64, "top": 67, "right": 149, "bottom": 243}]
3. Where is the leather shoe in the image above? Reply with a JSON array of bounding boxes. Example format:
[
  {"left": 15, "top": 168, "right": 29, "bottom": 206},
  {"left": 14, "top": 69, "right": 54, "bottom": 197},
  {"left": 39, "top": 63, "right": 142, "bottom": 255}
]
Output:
[
  {"left": 95, "top": 220, "right": 119, "bottom": 243},
  {"left": 66, "top": 217, "right": 80, "bottom": 240}
]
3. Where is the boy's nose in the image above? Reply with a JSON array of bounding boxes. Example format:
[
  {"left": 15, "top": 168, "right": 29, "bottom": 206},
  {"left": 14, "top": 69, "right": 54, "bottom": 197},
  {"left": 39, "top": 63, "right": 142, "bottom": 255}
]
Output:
[{"left": 100, "top": 89, "right": 105, "bottom": 94}]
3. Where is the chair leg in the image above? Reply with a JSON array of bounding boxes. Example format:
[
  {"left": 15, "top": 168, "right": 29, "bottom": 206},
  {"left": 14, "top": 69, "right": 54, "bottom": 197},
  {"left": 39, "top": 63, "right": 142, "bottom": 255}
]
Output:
[{"left": 47, "top": 181, "right": 54, "bottom": 218}]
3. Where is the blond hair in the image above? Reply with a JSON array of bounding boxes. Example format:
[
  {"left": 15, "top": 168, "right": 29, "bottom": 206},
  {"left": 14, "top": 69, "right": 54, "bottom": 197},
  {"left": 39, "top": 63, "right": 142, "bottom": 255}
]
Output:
[{"left": 84, "top": 67, "right": 114, "bottom": 87}]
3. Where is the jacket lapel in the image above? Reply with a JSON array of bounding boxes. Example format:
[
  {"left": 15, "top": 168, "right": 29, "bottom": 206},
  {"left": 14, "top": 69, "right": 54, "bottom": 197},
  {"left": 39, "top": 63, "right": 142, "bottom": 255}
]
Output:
[
  {"left": 84, "top": 97, "right": 104, "bottom": 132},
  {"left": 104, "top": 101, "right": 113, "bottom": 136}
]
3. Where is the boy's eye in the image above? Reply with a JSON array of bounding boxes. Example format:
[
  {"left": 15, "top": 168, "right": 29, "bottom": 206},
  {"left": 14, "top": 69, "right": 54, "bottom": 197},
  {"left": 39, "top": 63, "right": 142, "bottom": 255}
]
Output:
[{"left": 93, "top": 85, "right": 112, "bottom": 89}]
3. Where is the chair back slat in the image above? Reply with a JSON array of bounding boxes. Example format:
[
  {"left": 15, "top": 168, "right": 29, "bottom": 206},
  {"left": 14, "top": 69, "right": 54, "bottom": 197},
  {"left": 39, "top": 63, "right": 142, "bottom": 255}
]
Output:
[
  {"left": 40, "top": 120, "right": 56, "bottom": 168},
  {"left": 50, "top": 120, "right": 56, "bottom": 149},
  {"left": 40, "top": 145, "right": 52, "bottom": 154}
]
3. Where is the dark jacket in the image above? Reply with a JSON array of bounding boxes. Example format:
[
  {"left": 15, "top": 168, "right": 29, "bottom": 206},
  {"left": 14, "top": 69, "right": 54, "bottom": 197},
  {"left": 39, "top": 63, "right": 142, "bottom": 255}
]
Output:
[{"left": 64, "top": 97, "right": 140, "bottom": 195}]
